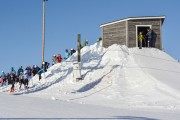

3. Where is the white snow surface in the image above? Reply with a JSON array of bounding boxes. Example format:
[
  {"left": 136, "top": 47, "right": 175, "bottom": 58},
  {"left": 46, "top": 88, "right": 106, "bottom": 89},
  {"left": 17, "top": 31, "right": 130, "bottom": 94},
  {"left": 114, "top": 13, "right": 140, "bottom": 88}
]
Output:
[{"left": 1, "top": 42, "right": 180, "bottom": 119}]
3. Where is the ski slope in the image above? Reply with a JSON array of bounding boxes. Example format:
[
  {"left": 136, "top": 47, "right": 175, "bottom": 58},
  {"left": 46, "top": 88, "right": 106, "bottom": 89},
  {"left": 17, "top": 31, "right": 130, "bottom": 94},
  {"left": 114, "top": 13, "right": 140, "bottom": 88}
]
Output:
[{"left": 1, "top": 42, "right": 180, "bottom": 119}]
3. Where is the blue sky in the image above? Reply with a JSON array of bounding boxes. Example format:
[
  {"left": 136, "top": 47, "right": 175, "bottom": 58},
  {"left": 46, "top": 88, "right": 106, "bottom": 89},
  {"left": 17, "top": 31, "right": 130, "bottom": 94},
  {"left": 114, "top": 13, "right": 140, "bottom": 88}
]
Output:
[{"left": 0, "top": 0, "right": 180, "bottom": 73}]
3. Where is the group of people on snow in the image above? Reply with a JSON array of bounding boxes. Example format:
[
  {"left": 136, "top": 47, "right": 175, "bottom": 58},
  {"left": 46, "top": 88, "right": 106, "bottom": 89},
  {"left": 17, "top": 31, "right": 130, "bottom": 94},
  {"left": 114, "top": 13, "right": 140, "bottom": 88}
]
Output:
[
  {"left": 0, "top": 66, "right": 41, "bottom": 92},
  {"left": 52, "top": 48, "right": 76, "bottom": 65},
  {"left": 0, "top": 47, "right": 78, "bottom": 91},
  {"left": 0, "top": 38, "right": 93, "bottom": 92},
  {"left": 138, "top": 28, "right": 153, "bottom": 49}
]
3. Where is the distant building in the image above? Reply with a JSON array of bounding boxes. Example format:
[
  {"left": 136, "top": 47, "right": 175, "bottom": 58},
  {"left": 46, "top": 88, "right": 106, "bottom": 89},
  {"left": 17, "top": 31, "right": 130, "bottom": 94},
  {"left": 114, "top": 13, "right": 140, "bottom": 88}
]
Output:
[{"left": 100, "top": 16, "right": 165, "bottom": 50}]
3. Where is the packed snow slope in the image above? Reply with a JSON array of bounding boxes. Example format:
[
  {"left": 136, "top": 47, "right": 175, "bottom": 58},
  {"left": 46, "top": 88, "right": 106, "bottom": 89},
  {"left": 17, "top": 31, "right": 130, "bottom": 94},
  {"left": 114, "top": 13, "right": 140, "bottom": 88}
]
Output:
[{"left": 1, "top": 42, "right": 180, "bottom": 110}]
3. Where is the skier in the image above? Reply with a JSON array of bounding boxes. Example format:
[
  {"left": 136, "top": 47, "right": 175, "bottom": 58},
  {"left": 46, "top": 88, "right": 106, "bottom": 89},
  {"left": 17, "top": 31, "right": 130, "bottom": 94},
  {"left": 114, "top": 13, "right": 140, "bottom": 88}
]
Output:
[
  {"left": 57, "top": 54, "right": 62, "bottom": 63},
  {"left": 23, "top": 70, "right": 29, "bottom": 89},
  {"left": 64, "top": 49, "right": 70, "bottom": 60},
  {"left": 10, "top": 72, "right": 16, "bottom": 93},
  {"left": 19, "top": 72, "right": 24, "bottom": 90},
  {"left": 25, "top": 66, "right": 32, "bottom": 77},
  {"left": 32, "top": 65, "right": 36, "bottom": 76},
  {"left": 6, "top": 73, "right": 11, "bottom": 85},
  {"left": 52, "top": 55, "right": 57, "bottom": 65},
  {"left": 17, "top": 66, "right": 24, "bottom": 76},
  {"left": 38, "top": 67, "right": 45, "bottom": 81},
  {"left": 35, "top": 65, "right": 40, "bottom": 74},
  {"left": 0, "top": 77, "right": 3, "bottom": 86},
  {"left": 10, "top": 67, "right": 16, "bottom": 75},
  {"left": 1, "top": 71, "right": 6, "bottom": 77},
  {"left": 1, "top": 71, "right": 6, "bottom": 86},
  {"left": 70, "top": 48, "right": 76, "bottom": 55},
  {"left": 32, "top": 65, "right": 40, "bottom": 76},
  {"left": 42, "top": 61, "right": 49, "bottom": 72}
]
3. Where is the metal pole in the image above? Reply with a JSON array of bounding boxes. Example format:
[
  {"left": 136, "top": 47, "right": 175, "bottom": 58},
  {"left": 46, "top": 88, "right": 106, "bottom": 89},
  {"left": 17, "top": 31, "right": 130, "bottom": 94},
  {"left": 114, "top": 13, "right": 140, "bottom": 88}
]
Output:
[{"left": 42, "top": 0, "right": 46, "bottom": 64}]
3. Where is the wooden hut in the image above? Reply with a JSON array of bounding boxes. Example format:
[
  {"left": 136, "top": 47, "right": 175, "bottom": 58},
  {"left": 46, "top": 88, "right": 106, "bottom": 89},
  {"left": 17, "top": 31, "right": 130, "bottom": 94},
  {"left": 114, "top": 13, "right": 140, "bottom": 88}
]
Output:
[{"left": 100, "top": 16, "right": 165, "bottom": 49}]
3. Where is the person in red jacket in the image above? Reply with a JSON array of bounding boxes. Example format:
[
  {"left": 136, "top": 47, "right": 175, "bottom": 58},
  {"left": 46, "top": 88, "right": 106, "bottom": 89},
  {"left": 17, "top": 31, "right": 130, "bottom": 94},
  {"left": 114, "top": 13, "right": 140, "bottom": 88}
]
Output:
[{"left": 57, "top": 54, "right": 62, "bottom": 63}]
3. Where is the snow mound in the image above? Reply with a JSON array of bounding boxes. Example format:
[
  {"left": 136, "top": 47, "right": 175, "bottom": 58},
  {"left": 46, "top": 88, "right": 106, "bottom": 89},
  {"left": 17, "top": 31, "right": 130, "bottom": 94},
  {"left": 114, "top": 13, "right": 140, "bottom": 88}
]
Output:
[{"left": 1, "top": 41, "right": 180, "bottom": 110}]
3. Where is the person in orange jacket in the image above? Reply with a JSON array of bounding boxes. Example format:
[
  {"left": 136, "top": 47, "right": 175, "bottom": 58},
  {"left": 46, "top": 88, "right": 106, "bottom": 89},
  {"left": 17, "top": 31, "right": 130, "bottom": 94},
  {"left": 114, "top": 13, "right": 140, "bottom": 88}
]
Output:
[{"left": 57, "top": 54, "right": 62, "bottom": 63}]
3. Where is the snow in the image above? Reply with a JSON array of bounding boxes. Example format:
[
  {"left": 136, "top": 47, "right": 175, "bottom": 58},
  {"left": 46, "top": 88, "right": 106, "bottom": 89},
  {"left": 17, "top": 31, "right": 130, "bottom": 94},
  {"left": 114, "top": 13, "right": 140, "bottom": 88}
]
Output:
[{"left": 1, "top": 41, "right": 180, "bottom": 119}]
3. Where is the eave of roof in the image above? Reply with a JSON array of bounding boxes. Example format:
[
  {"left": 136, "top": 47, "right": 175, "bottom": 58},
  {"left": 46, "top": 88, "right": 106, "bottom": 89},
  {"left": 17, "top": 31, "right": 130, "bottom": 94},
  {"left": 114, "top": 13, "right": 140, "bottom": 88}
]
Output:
[{"left": 100, "top": 16, "right": 165, "bottom": 27}]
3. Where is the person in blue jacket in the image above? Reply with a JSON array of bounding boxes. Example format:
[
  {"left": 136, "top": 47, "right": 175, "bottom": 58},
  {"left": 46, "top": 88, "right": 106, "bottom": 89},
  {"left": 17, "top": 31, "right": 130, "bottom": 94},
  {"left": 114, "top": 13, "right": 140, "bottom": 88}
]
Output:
[
  {"left": 64, "top": 49, "right": 70, "bottom": 60},
  {"left": 10, "top": 67, "right": 16, "bottom": 75},
  {"left": 146, "top": 29, "right": 153, "bottom": 47},
  {"left": 1, "top": 71, "right": 6, "bottom": 77},
  {"left": 38, "top": 67, "right": 45, "bottom": 81},
  {"left": 17, "top": 66, "right": 24, "bottom": 76}
]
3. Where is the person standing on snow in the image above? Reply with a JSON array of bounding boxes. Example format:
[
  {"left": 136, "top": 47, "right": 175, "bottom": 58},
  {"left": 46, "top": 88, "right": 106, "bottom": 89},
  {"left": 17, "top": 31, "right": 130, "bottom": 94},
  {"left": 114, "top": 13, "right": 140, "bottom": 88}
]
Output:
[
  {"left": 82, "top": 39, "right": 88, "bottom": 48},
  {"left": 25, "top": 66, "right": 32, "bottom": 77},
  {"left": 97, "top": 37, "right": 102, "bottom": 42},
  {"left": 6, "top": 73, "right": 11, "bottom": 85},
  {"left": 52, "top": 55, "right": 57, "bottom": 66},
  {"left": 57, "top": 54, "right": 62, "bottom": 63},
  {"left": 146, "top": 28, "right": 153, "bottom": 47},
  {"left": 17, "top": 66, "right": 24, "bottom": 76},
  {"left": 9, "top": 67, "right": 16, "bottom": 92},
  {"left": 0, "top": 77, "right": 3, "bottom": 86},
  {"left": 32, "top": 65, "right": 40, "bottom": 76},
  {"left": 37, "top": 67, "right": 45, "bottom": 81},
  {"left": 10, "top": 67, "right": 16, "bottom": 75},
  {"left": 64, "top": 49, "right": 70, "bottom": 60},
  {"left": 19, "top": 72, "right": 24, "bottom": 90},
  {"left": 70, "top": 48, "right": 76, "bottom": 55},
  {"left": 138, "top": 32, "right": 144, "bottom": 49},
  {"left": 1, "top": 71, "right": 6, "bottom": 85},
  {"left": 10, "top": 72, "right": 16, "bottom": 92},
  {"left": 1, "top": 71, "right": 6, "bottom": 77},
  {"left": 42, "top": 61, "right": 49, "bottom": 72},
  {"left": 23, "top": 70, "right": 29, "bottom": 89}
]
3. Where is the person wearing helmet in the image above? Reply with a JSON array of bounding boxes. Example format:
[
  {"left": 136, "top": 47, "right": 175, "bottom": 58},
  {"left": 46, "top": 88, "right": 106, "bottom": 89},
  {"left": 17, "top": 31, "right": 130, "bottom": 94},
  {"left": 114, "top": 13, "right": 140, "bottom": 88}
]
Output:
[
  {"left": 70, "top": 48, "right": 76, "bottom": 55},
  {"left": 41, "top": 61, "right": 49, "bottom": 72},
  {"left": 32, "top": 65, "right": 40, "bottom": 76},
  {"left": 25, "top": 66, "right": 32, "bottom": 76}
]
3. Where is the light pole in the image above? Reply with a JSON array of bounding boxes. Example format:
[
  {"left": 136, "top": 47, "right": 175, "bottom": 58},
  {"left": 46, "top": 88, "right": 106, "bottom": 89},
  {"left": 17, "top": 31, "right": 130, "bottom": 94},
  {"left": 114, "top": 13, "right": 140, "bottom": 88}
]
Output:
[{"left": 42, "top": 0, "right": 47, "bottom": 65}]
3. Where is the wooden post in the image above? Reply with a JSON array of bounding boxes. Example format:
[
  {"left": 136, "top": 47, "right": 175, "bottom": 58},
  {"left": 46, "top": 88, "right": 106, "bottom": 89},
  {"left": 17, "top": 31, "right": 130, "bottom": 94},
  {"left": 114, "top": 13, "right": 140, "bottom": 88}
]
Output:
[{"left": 77, "top": 34, "right": 81, "bottom": 62}]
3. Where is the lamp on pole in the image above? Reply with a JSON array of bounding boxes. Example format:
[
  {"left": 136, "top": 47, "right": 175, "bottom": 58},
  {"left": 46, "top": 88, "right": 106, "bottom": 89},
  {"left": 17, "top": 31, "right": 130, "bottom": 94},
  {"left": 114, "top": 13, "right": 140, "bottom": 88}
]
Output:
[{"left": 42, "top": 0, "right": 47, "bottom": 64}]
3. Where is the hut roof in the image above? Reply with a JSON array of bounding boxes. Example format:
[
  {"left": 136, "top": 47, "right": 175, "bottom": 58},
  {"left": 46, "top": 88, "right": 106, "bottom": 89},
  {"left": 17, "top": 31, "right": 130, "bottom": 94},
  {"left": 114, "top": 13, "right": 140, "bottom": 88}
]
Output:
[{"left": 100, "top": 16, "right": 165, "bottom": 27}]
